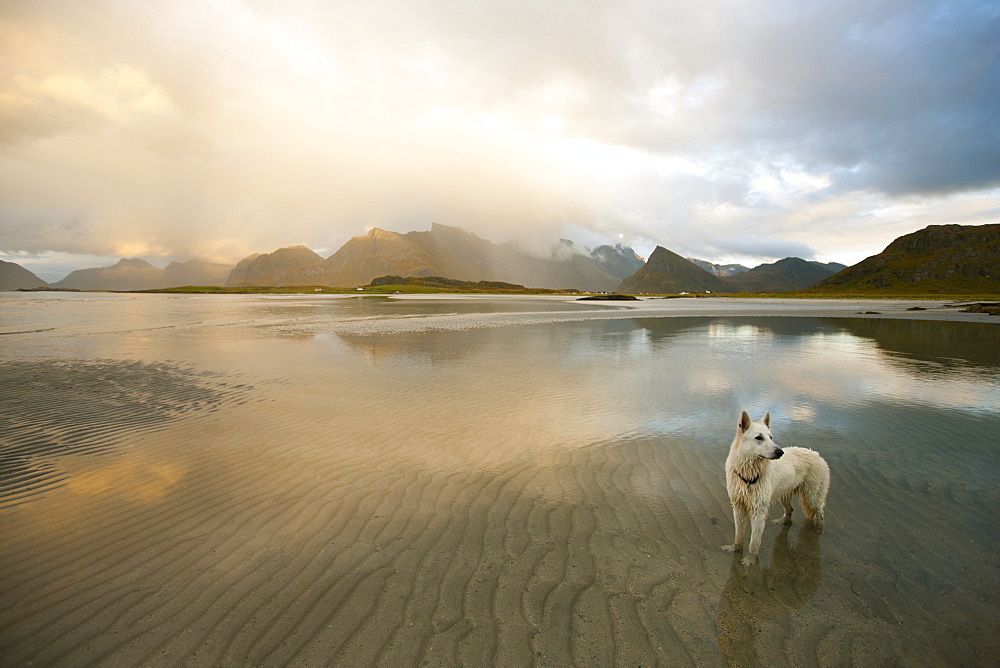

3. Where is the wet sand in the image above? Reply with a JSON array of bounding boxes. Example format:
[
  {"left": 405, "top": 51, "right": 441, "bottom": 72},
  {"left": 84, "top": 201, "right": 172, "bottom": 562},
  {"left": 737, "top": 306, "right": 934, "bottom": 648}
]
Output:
[{"left": 0, "top": 295, "right": 998, "bottom": 665}]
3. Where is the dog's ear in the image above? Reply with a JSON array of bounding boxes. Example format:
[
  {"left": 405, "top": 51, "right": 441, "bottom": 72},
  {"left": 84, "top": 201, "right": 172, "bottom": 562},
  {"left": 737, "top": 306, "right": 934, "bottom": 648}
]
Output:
[
  {"left": 739, "top": 410, "right": 752, "bottom": 432},
  {"left": 762, "top": 411, "right": 770, "bottom": 427}
]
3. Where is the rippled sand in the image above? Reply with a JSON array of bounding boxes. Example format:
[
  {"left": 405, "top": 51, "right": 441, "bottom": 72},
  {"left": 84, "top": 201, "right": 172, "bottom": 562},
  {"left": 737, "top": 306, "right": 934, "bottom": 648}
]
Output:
[{"left": 1, "top": 295, "right": 997, "bottom": 665}]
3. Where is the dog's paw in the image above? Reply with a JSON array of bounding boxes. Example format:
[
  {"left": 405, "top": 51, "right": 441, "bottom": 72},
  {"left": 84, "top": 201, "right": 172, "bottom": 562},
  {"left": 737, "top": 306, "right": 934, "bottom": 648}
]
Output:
[
  {"left": 741, "top": 555, "right": 759, "bottom": 567},
  {"left": 721, "top": 544, "right": 743, "bottom": 553}
]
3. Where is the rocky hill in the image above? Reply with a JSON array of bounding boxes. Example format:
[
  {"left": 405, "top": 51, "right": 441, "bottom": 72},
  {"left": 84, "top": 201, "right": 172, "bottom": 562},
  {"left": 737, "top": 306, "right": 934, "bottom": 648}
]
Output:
[
  {"left": 0, "top": 260, "right": 49, "bottom": 290},
  {"left": 617, "top": 251, "right": 844, "bottom": 294},
  {"left": 617, "top": 246, "right": 731, "bottom": 293},
  {"left": 226, "top": 245, "right": 325, "bottom": 286},
  {"left": 724, "top": 258, "right": 846, "bottom": 292},
  {"left": 53, "top": 258, "right": 234, "bottom": 291},
  {"left": 227, "top": 224, "right": 645, "bottom": 291},
  {"left": 812, "top": 224, "right": 999, "bottom": 294},
  {"left": 54, "top": 258, "right": 166, "bottom": 291}
]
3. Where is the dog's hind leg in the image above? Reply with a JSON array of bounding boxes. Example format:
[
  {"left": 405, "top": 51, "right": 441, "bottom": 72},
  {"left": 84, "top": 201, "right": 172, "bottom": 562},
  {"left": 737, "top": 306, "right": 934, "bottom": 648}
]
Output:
[
  {"left": 799, "top": 491, "right": 825, "bottom": 532},
  {"left": 771, "top": 497, "right": 794, "bottom": 525}
]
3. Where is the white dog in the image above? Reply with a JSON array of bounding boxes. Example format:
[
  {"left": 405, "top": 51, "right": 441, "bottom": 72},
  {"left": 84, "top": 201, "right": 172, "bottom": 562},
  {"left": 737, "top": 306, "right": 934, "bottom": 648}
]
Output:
[{"left": 722, "top": 410, "right": 829, "bottom": 564}]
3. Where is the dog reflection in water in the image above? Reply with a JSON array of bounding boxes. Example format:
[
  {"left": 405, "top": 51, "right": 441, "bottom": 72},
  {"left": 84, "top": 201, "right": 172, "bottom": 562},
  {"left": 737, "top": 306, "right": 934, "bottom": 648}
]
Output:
[{"left": 715, "top": 523, "right": 822, "bottom": 666}]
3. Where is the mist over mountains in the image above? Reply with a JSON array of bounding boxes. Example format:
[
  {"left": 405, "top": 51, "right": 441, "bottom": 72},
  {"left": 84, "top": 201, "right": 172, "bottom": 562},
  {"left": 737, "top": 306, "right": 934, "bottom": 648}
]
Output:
[
  {"left": 48, "top": 259, "right": 233, "bottom": 292},
  {"left": 688, "top": 259, "right": 750, "bottom": 277},
  {"left": 3, "top": 223, "right": 996, "bottom": 295},
  {"left": 226, "top": 224, "right": 643, "bottom": 292}
]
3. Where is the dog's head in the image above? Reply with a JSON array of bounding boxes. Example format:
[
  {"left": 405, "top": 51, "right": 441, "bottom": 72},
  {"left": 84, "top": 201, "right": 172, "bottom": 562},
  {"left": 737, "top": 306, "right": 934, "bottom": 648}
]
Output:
[{"left": 737, "top": 410, "right": 783, "bottom": 459}]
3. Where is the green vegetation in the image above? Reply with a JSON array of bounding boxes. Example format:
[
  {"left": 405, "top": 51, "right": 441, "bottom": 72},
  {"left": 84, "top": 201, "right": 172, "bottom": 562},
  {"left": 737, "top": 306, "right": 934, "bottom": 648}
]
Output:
[
  {"left": 136, "top": 285, "right": 357, "bottom": 294},
  {"left": 363, "top": 276, "right": 581, "bottom": 294},
  {"left": 577, "top": 294, "right": 639, "bottom": 300}
]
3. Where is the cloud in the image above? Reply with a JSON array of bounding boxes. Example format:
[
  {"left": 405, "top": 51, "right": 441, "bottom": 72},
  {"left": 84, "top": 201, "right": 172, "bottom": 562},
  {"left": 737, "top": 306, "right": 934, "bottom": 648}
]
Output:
[
  {"left": 0, "top": 0, "right": 997, "bottom": 275},
  {"left": 708, "top": 236, "right": 816, "bottom": 262}
]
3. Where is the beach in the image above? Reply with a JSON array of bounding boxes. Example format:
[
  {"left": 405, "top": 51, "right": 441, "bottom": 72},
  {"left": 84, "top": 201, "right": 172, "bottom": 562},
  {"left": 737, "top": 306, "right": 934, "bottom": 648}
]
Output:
[{"left": 1, "top": 294, "right": 998, "bottom": 665}]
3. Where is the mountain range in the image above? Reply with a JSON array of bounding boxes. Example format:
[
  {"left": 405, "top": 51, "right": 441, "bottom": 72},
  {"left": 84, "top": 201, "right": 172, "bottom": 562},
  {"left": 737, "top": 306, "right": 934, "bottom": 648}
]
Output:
[
  {"left": 48, "top": 258, "right": 233, "bottom": 291},
  {"left": 726, "top": 258, "right": 846, "bottom": 292},
  {"left": 227, "top": 224, "right": 644, "bottom": 292},
  {"left": 618, "top": 249, "right": 845, "bottom": 294},
  {"left": 2, "top": 223, "right": 995, "bottom": 294}
]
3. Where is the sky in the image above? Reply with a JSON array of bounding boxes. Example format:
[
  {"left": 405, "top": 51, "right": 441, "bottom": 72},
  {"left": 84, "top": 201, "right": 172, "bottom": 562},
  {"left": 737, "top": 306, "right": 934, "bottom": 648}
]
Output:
[{"left": 1, "top": 0, "right": 998, "bottom": 281}]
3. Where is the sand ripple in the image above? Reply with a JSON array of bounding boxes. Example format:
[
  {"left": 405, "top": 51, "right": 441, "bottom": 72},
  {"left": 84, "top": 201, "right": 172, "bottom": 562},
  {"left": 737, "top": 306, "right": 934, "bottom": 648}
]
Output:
[{"left": 0, "top": 360, "right": 254, "bottom": 509}]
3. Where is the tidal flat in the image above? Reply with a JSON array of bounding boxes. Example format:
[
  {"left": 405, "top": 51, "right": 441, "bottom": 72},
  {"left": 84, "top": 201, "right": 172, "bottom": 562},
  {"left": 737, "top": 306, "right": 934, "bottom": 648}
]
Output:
[{"left": 1, "top": 293, "right": 998, "bottom": 665}]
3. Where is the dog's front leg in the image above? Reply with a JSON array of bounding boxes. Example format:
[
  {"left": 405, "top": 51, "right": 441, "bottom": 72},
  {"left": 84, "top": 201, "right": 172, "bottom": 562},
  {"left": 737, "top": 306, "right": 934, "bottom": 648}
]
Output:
[
  {"left": 743, "top": 512, "right": 767, "bottom": 565},
  {"left": 722, "top": 506, "right": 747, "bottom": 552}
]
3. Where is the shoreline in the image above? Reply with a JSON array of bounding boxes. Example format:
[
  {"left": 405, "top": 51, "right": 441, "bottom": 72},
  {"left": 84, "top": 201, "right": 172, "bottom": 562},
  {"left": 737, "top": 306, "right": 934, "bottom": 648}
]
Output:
[
  {"left": 13, "top": 285, "right": 1000, "bottom": 300},
  {"left": 1, "top": 294, "right": 996, "bottom": 343}
]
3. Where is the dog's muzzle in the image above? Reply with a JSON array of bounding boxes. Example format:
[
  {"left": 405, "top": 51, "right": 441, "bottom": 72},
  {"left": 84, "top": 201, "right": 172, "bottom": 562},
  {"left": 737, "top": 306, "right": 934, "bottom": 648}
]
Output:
[{"left": 772, "top": 447, "right": 784, "bottom": 459}]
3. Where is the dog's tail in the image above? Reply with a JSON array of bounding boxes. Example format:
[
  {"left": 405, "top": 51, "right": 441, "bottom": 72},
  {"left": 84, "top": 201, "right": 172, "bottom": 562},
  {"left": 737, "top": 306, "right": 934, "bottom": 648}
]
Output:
[{"left": 798, "top": 458, "right": 830, "bottom": 530}]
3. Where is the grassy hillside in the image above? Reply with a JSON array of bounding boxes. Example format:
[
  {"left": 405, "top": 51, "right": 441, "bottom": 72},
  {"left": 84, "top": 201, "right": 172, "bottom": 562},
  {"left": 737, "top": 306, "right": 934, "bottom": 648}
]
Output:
[{"left": 810, "top": 224, "right": 999, "bottom": 295}]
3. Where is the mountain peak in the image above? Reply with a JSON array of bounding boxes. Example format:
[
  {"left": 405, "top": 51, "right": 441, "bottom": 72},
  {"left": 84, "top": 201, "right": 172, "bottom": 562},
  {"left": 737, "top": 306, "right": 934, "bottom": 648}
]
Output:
[
  {"left": 428, "top": 223, "right": 487, "bottom": 243},
  {"left": 618, "top": 246, "right": 729, "bottom": 294},
  {"left": 688, "top": 258, "right": 749, "bottom": 277},
  {"left": 430, "top": 222, "right": 466, "bottom": 234},
  {"left": 226, "top": 245, "right": 323, "bottom": 286},
  {"left": 113, "top": 258, "right": 156, "bottom": 269}
]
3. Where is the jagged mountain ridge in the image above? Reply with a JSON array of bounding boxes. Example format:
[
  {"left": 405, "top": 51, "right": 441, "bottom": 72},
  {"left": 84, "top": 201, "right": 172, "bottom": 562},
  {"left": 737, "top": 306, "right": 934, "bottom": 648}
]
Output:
[
  {"left": 724, "top": 258, "right": 847, "bottom": 292},
  {"left": 618, "top": 251, "right": 845, "bottom": 294},
  {"left": 688, "top": 259, "right": 749, "bottom": 277},
  {"left": 0, "top": 260, "right": 49, "bottom": 290},
  {"left": 227, "top": 224, "right": 645, "bottom": 291},
  {"left": 812, "top": 223, "right": 999, "bottom": 294}
]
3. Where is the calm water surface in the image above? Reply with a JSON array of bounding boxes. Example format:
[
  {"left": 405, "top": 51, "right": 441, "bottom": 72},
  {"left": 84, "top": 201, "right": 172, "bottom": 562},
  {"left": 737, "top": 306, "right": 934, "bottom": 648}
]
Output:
[{"left": 0, "top": 294, "right": 997, "bottom": 665}]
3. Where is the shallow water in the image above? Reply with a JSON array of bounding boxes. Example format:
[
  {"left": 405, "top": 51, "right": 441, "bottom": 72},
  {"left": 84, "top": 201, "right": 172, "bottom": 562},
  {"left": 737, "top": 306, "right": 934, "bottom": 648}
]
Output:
[{"left": 1, "top": 294, "right": 998, "bottom": 665}]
